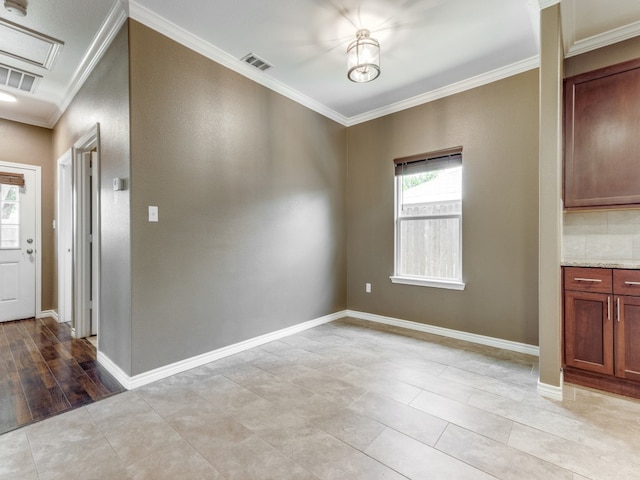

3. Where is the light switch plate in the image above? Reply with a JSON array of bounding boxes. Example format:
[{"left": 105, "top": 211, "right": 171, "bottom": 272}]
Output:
[{"left": 148, "top": 206, "right": 158, "bottom": 222}]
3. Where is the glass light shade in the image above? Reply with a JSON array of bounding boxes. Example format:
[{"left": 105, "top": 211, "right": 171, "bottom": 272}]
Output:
[
  {"left": 4, "top": 0, "right": 26, "bottom": 16},
  {"left": 347, "top": 29, "right": 380, "bottom": 83}
]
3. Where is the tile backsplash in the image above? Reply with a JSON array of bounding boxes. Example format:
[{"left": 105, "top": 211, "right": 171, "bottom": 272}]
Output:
[{"left": 563, "top": 210, "right": 640, "bottom": 261}]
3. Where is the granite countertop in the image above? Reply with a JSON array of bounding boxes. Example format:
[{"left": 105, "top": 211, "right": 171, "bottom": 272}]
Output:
[{"left": 561, "top": 259, "right": 640, "bottom": 269}]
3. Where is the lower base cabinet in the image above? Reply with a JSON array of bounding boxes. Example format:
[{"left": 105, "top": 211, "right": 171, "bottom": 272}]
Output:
[
  {"left": 564, "top": 290, "right": 613, "bottom": 375},
  {"left": 615, "top": 295, "right": 640, "bottom": 383},
  {"left": 563, "top": 267, "right": 640, "bottom": 398}
]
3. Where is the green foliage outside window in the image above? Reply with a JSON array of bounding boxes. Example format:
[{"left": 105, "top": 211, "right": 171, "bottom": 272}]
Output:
[{"left": 402, "top": 172, "right": 438, "bottom": 191}]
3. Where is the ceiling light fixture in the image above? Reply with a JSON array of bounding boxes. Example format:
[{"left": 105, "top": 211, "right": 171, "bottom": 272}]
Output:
[
  {"left": 0, "top": 90, "right": 17, "bottom": 102},
  {"left": 4, "top": 0, "right": 27, "bottom": 17},
  {"left": 347, "top": 29, "right": 380, "bottom": 83}
]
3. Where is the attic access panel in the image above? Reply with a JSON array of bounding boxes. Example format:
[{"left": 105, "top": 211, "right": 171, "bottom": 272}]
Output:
[{"left": 0, "top": 18, "right": 63, "bottom": 69}]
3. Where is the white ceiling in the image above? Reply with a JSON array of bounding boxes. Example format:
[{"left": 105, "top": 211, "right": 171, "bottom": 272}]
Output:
[
  {"left": 1, "top": 0, "right": 640, "bottom": 128},
  {"left": 0, "top": 0, "right": 123, "bottom": 127}
]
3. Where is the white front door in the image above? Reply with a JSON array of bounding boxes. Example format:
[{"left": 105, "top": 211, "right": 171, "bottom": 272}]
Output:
[{"left": 0, "top": 165, "right": 36, "bottom": 322}]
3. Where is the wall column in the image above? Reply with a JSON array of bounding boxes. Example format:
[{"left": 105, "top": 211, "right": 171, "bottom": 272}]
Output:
[{"left": 538, "top": 1, "right": 564, "bottom": 399}]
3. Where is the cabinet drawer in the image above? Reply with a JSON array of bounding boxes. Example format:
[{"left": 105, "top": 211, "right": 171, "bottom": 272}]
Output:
[
  {"left": 564, "top": 267, "right": 612, "bottom": 293},
  {"left": 613, "top": 269, "right": 640, "bottom": 295}
]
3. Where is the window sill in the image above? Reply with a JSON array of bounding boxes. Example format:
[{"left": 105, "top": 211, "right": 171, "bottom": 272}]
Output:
[{"left": 389, "top": 276, "right": 466, "bottom": 290}]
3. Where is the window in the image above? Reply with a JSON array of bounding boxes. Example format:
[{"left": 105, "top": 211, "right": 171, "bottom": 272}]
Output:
[
  {"left": 391, "top": 147, "right": 465, "bottom": 290},
  {"left": 0, "top": 184, "right": 20, "bottom": 249}
]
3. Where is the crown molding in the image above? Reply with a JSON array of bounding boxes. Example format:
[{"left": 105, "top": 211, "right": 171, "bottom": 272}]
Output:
[
  {"left": 129, "top": 1, "right": 349, "bottom": 126},
  {"left": 561, "top": 0, "right": 576, "bottom": 55},
  {"left": 566, "top": 18, "right": 640, "bottom": 58},
  {"left": 118, "top": 0, "right": 130, "bottom": 15},
  {"left": 128, "top": 0, "right": 543, "bottom": 129},
  {"left": 346, "top": 55, "right": 540, "bottom": 127},
  {"left": 47, "top": 0, "right": 128, "bottom": 128},
  {"left": 562, "top": 0, "right": 640, "bottom": 58},
  {"left": 0, "top": 111, "right": 52, "bottom": 129},
  {"left": 538, "top": 0, "right": 560, "bottom": 9},
  {"left": 41, "top": 1, "right": 543, "bottom": 130}
]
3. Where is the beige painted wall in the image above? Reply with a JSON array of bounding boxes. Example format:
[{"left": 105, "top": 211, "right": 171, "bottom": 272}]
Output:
[
  {"left": 565, "top": 35, "right": 640, "bottom": 78},
  {"left": 52, "top": 23, "right": 132, "bottom": 373},
  {"left": 538, "top": 4, "right": 563, "bottom": 389},
  {"left": 346, "top": 70, "right": 539, "bottom": 345},
  {"left": 128, "top": 21, "right": 347, "bottom": 375},
  {"left": 0, "top": 119, "right": 54, "bottom": 311}
]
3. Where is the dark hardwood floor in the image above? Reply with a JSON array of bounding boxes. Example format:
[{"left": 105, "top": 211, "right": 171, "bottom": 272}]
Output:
[{"left": 0, "top": 317, "right": 124, "bottom": 435}]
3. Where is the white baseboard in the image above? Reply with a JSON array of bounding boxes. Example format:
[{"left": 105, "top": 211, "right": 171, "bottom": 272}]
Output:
[
  {"left": 98, "top": 310, "right": 347, "bottom": 390},
  {"left": 346, "top": 310, "right": 540, "bottom": 357},
  {"left": 98, "top": 308, "right": 544, "bottom": 391},
  {"left": 537, "top": 375, "right": 564, "bottom": 401},
  {"left": 97, "top": 351, "right": 130, "bottom": 388},
  {"left": 38, "top": 310, "right": 59, "bottom": 322}
]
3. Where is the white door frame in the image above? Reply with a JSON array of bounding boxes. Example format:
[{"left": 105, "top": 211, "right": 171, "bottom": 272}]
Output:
[
  {"left": 72, "top": 124, "right": 101, "bottom": 339},
  {"left": 0, "top": 160, "right": 42, "bottom": 319},
  {"left": 56, "top": 150, "right": 73, "bottom": 324}
]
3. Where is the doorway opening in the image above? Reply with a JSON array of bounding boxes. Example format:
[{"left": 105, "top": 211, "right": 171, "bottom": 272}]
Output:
[
  {"left": 76, "top": 147, "right": 99, "bottom": 339},
  {"left": 57, "top": 151, "right": 72, "bottom": 325},
  {"left": 61, "top": 124, "right": 101, "bottom": 343}
]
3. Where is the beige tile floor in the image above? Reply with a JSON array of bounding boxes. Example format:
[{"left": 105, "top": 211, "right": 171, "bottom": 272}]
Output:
[{"left": 2, "top": 317, "right": 640, "bottom": 479}]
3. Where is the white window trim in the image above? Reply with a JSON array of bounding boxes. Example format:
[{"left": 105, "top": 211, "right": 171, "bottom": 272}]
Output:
[
  {"left": 392, "top": 171, "right": 464, "bottom": 290},
  {"left": 389, "top": 275, "right": 466, "bottom": 290}
]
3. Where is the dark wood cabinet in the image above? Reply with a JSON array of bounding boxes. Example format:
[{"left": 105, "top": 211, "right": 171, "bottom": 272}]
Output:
[
  {"left": 564, "top": 58, "right": 640, "bottom": 208},
  {"left": 564, "top": 290, "right": 613, "bottom": 375},
  {"left": 615, "top": 295, "right": 640, "bottom": 382},
  {"left": 613, "top": 269, "right": 640, "bottom": 382},
  {"left": 563, "top": 266, "right": 640, "bottom": 397}
]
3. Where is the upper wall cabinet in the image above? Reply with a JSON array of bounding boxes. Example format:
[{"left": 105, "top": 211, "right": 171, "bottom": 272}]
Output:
[{"left": 564, "top": 58, "right": 640, "bottom": 209}]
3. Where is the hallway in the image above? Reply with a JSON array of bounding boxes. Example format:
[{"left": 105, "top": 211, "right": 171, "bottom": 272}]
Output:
[{"left": 0, "top": 317, "right": 124, "bottom": 435}]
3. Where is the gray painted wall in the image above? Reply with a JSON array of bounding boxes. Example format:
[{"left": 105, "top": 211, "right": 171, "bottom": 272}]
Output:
[
  {"left": 45, "top": 19, "right": 545, "bottom": 378},
  {"left": 52, "top": 23, "right": 132, "bottom": 374},
  {"left": 346, "top": 70, "right": 540, "bottom": 346},
  {"left": 13, "top": 10, "right": 636, "bottom": 384},
  {"left": 128, "top": 21, "right": 347, "bottom": 375}
]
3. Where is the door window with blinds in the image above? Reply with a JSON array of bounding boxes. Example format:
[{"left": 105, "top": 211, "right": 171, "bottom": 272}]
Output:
[
  {"left": 0, "top": 172, "right": 24, "bottom": 250},
  {"left": 390, "top": 147, "right": 465, "bottom": 290}
]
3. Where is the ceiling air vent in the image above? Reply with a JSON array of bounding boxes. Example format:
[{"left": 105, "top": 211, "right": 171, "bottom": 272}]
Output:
[
  {"left": 0, "top": 64, "right": 41, "bottom": 93},
  {"left": 241, "top": 53, "right": 272, "bottom": 71}
]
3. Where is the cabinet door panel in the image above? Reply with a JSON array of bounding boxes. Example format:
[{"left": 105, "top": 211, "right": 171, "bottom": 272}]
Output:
[
  {"left": 565, "top": 291, "right": 613, "bottom": 375},
  {"left": 616, "top": 295, "right": 640, "bottom": 382},
  {"left": 564, "top": 58, "right": 640, "bottom": 208}
]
